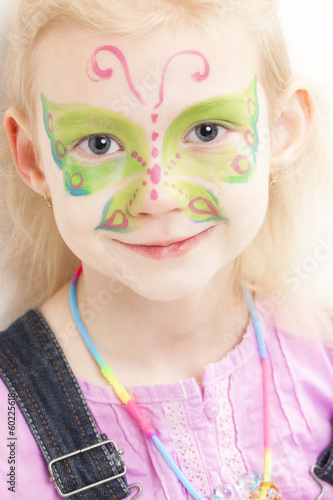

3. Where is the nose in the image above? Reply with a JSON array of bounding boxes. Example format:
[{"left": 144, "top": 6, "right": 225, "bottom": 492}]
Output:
[
  {"left": 128, "top": 171, "right": 185, "bottom": 217},
  {"left": 128, "top": 128, "right": 188, "bottom": 218}
]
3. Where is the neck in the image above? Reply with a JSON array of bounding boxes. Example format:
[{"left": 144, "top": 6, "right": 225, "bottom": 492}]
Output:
[{"left": 76, "top": 264, "right": 249, "bottom": 385}]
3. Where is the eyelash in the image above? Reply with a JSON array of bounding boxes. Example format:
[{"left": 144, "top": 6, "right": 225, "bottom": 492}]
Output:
[
  {"left": 70, "top": 134, "right": 124, "bottom": 161},
  {"left": 183, "top": 122, "right": 230, "bottom": 146},
  {"left": 69, "top": 121, "right": 230, "bottom": 162}
]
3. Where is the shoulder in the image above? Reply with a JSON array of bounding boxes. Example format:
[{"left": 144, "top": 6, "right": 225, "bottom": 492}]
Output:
[
  {"left": 0, "top": 309, "right": 57, "bottom": 405},
  {"left": 0, "top": 309, "right": 45, "bottom": 339},
  {"left": 255, "top": 292, "right": 333, "bottom": 345},
  {"left": 255, "top": 293, "right": 333, "bottom": 388},
  {"left": 256, "top": 294, "right": 333, "bottom": 413},
  {"left": 0, "top": 309, "right": 53, "bottom": 370}
]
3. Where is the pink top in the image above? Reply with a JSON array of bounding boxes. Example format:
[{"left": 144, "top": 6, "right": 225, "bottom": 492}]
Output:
[{"left": 0, "top": 304, "right": 333, "bottom": 499}]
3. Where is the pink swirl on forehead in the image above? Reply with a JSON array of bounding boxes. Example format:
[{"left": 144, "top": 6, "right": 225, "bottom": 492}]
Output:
[
  {"left": 88, "top": 45, "right": 145, "bottom": 105},
  {"left": 154, "top": 50, "right": 210, "bottom": 109}
]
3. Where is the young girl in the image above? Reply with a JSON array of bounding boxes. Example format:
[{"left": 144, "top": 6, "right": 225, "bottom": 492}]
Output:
[{"left": 0, "top": 0, "right": 333, "bottom": 499}]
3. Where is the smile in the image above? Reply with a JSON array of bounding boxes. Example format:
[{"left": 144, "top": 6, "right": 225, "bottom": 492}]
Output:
[{"left": 115, "top": 226, "right": 215, "bottom": 260}]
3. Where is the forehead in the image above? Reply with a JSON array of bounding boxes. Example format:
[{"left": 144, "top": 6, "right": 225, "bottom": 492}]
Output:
[{"left": 35, "top": 25, "right": 260, "bottom": 119}]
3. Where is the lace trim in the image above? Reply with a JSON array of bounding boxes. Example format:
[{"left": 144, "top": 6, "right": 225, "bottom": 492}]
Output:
[
  {"left": 162, "top": 399, "right": 210, "bottom": 497},
  {"left": 215, "top": 377, "right": 248, "bottom": 499}
]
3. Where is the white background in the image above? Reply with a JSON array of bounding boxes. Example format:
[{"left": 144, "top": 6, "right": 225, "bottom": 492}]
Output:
[{"left": 0, "top": 0, "right": 332, "bottom": 326}]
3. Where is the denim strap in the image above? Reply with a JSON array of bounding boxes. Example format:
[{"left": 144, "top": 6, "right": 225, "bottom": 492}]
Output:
[
  {"left": 314, "top": 441, "right": 333, "bottom": 485},
  {"left": 0, "top": 309, "right": 131, "bottom": 499}
]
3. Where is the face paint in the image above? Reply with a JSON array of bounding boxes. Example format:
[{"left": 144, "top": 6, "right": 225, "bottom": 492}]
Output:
[
  {"left": 41, "top": 94, "right": 150, "bottom": 200},
  {"left": 158, "top": 76, "right": 258, "bottom": 223},
  {"left": 87, "top": 45, "right": 146, "bottom": 104},
  {"left": 162, "top": 75, "right": 259, "bottom": 188},
  {"left": 154, "top": 50, "right": 210, "bottom": 110},
  {"left": 41, "top": 73, "right": 258, "bottom": 233},
  {"left": 86, "top": 46, "right": 210, "bottom": 110}
]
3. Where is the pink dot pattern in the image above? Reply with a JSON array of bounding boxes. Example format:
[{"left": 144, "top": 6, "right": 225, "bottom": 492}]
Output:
[
  {"left": 149, "top": 114, "right": 160, "bottom": 200},
  {"left": 151, "top": 189, "right": 158, "bottom": 200},
  {"left": 152, "top": 147, "right": 159, "bottom": 159},
  {"left": 129, "top": 151, "right": 150, "bottom": 206},
  {"left": 129, "top": 115, "right": 184, "bottom": 206},
  {"left": 162, "top": 152, "right": 189, "bottom": 200},
  {"left": 131, "top": 151, "right": 147, "bottom": 168}
]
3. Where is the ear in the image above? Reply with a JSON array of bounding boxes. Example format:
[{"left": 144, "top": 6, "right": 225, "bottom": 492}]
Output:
[
  {"left": 4, "top": 107, "right": 49, "bottom": 196},
  {"left": 271, "top": 81, "right": 314, "bottom": 167}
]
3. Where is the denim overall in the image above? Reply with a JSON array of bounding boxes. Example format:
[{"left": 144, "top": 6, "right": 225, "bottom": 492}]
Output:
[
  {"left": 314, "top": 443, "right": 333, "bottom": 486},
  {"left": 0, "top": 309, "right": 136, "bottom": 499}
]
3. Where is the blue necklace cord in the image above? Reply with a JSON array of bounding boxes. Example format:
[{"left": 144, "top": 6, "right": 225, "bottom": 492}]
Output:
[{"left": 69, "top": 268, "right": 268, "bottom": 500}]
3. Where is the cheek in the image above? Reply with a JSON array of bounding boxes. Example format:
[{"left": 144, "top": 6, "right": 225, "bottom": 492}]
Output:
[
  {"left": 50, "top": 188, "right": 104, "bottom": 248},
  {"left": 41, "top": 147, "right": 106, "bottom": 231},
  {"left": 221, "top": 169, "right": 270, "bottom": 244},
  {"left": 163, "top": 133, "right": 258, "bottom": 189}
]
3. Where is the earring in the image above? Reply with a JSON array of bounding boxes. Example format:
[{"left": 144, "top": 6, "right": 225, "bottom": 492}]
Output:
[
  {"left": 44, "top": 192, "right": 53, "bottom": 209},
  {"left": 269, "top": 168, "right": 279, "bottom": 186}
]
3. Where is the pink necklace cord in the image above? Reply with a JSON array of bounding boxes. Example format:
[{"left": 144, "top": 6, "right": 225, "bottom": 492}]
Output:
[{"left": 70, "top": 267, "right": 280, "bottom": 499}]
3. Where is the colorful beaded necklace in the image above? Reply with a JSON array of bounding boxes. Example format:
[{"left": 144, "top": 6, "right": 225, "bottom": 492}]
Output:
[{"left": 69, "top": 266, "right": 282, "bottom": 500}]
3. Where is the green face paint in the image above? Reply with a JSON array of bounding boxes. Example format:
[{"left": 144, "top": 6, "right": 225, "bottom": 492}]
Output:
[
  {"left": 163, "top": 75, "right": 258, "bottom": 184},
  {"left": 159, "top": 75, "right": 258, "bottom": 222},
  {"left": 41, "top": 75, "right": 258, "bottom": 232},
  {"left": 41, "top": 94, "right": 150, "bottom": 198}
]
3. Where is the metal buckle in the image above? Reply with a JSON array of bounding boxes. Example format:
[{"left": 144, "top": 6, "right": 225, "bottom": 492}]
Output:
[
  {"left": 129, "top": 483, "right": 142, "bottom": 499},
  {"left": 310, "top": 466, "right": 325, "bottom": 500},
  {"left": 49, "top": 439, "right": 128, "bottom": 498}
]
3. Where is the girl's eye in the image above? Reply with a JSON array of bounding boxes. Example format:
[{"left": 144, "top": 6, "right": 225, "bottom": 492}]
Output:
[
  {"left": 186, "top": 123, "right": 227, "bottom": 143},
  {"left": 76, "top": 135, "right": 121, "bottom": 156}
]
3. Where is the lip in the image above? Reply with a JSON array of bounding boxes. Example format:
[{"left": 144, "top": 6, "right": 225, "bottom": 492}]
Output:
[{"left": 115, "top": 226, "right": 215, "bottom": 260}]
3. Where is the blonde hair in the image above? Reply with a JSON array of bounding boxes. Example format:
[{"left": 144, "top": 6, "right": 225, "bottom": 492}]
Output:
[{"left": 0, "top": 0, "right": 332, "bottom": 321}]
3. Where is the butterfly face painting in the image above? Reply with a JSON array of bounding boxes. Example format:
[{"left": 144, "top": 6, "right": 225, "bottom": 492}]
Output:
[{"left": 41, "top": 45, "right": 259, "bottom": 233}]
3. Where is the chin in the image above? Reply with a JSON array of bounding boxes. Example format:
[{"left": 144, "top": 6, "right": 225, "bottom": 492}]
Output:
[
  {"left": 133, "top": 284, "right": 194, "bottom": 302},
  {"left": 119, "top": 264, "right": 223, "bottom": 302}
]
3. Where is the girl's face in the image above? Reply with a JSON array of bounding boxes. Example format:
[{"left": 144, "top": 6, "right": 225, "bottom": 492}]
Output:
[{"left": 35, "top": 25, "right": 271, "bottom": 300}]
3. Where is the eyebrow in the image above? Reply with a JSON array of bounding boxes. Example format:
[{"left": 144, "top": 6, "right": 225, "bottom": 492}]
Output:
[
  {"left": 56, "top": 113, "right": 115, "bottom": 129},
  {"left": 179, "top": 94, "right": 247, "bottom": 122},
  {"left": 53, "top": 99, "right": 243, "bottom": 126},
  {"left": 41, "top": 93, "right": 122, "bottom": 130},
  {"left": 41, "top": 75, "right": 256, "bottom": 131}
]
